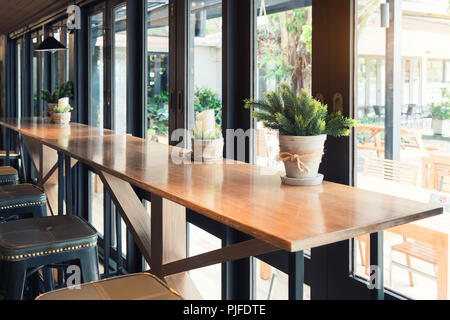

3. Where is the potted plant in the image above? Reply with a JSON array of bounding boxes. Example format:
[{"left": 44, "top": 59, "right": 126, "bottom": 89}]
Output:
[
  {"left": 41, "top": 81, "right": 73, "bottom": 117},
  {"left": 430, "top": 101, "right": 450, "bottom": 136},
  {"left": 191, "top": 109, "right": 223, "bottom": 162},
  {"left": 245, "top": 82, "right": 356, "bottom": 185},
  {"left": 51, "top": 101, "right": 73, "bottom": 125}
]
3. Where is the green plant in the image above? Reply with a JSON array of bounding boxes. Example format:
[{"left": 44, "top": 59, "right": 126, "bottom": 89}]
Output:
[
  {"left": 53, "top": 105, "right": 73, "bottom": 113},
  {"left": 245, "top": 82, "right": 356, "bottom": 137},
  {"left": 147, "top": 92, "right": 169, "bottom": 137},
  {"left": 41, "top": 81, "right": 74, "bottom": 103},
  {"left": 194, "top": 87, "right": 222, "bottom": 125},
  {"left": 191, "top": 124, "right": 222, "bottom": 140},
  {"left": 430, "top": 101, "right": 450, "bottom": 120}
]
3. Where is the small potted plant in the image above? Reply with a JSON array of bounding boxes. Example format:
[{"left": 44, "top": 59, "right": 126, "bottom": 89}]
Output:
[
  {"left": 191, "top": 109, "right": 223, "bottom": 162},
  {"left": 245, "top": 82, "right": 356, "bottom": 186},
  {"left": 51, "top": 99, "right": 73, "bottom": 125},
  {"left": 430, "top": 100, "right": 450, "bottom": 136},
  {"left": 41, "top": 81, "right": 73, "bottom": 117}
]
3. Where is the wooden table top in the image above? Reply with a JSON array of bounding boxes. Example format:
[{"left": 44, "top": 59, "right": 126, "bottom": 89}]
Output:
[
  {"left": 0, "top": 117, "right": 115, "bottom": 140},
  {"left": 0, "top": 118, "right": 443, "bottom": 252}
]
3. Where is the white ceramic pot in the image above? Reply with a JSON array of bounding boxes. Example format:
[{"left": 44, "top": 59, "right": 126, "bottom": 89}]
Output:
[
  {"left": 51, "top": 112, "right": 71, "bottom": 125},
  {"left": 191, "top": 138, "right": 224, "bottom": 162},
  {"left": 279, "top": 134, "right": 327, "bottom": 179},
  {"left": 432, "top": 119, "right": 450, "bottom": 136}
]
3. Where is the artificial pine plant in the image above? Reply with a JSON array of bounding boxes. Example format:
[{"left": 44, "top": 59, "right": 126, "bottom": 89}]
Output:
[
  {"left": 41, "top": 81, "right": 74, "bottom": 104},
  {"left": 244, "top": 82, "right": 355, "bottom": 137}
]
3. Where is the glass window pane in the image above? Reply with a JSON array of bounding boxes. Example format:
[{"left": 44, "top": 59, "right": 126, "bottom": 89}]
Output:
[
  {"left": 187, "top": 0, "right": 223, "bottom": 135},
  {"left": 88, "top": 12, "right": 104, "bottom": 235},
  {"left": 113, "top": 5, "right": 127, "bottom": 134},
  {"left": 355, "top": 0, "right": 450, "bottom": 300},
  {"left": 147, "top": 0, "right": 169, "bottom": 143},
  {"left": 89, "top": 13, "right": 104, "bottom": 129},
  {"left": 253, "top": 0, "right": 312, "bottom": 300},
  {"left": 185, "top": 0, "right": 223, "bottom": 299}
]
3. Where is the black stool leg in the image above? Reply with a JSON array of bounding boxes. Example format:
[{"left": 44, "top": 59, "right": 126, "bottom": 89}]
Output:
[
  {"left": 4, "top": 260, "right": 27, "bottom": 300},
  {"left": 78, "top": 246, "right": 100, "bottom": 283}
]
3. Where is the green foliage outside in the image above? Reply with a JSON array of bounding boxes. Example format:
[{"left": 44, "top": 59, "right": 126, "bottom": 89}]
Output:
[
  {"left": 193, "top": 87, "right": 222, "bottom": 126},
  {"left": 41, "top": 81, "right": 73, "bottom": 103},
  {"left": 147, "top": 91, "right": 169, "bottom": 137},
  {"left": 147, "top": 87, "right": 222, "bottom": 137},
  {"left": 245, "top": 82, "right": 356, "bottom": 137},
  {"left": 430, "top": 101, "right": 450, "bottom": 120},
  {"left": 257, "top": 7, "right": 312, "bottom": 92}
]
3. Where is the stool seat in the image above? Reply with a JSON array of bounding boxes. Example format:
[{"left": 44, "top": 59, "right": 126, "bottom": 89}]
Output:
[
  {"left": 36, "top": 273, "right": 182, "bottom": 300},
  {"left": 0, "top": 184, "right": 46, "bottom": 211},
  {"left": 0, "top": 167, "right": 18, "bottom": 185},
  {"left": 0, "top": 215, "right": 97, "bottom": 261}
]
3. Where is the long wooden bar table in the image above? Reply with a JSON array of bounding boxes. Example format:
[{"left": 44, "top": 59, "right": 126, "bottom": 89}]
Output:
[{"left": 0, "top": 118, "right": 444, "bottom": 300}]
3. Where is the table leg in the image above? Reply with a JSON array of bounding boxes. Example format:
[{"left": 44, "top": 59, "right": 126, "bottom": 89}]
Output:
[
  {"left": 57, "top": 152, "right": 64, "bottom": 216},
  {"left": 437, "top": 247, "right": 448, "bottom": 300},
  {"left": 64, "top": 155, "right": 72, "bottom": 215},
  {"left": 5, "top": 128, "right": 10, "bottom": 166},
  {"left": 370, "top": 232, "right": 384, "bottom": 300},
  {"left": 151, "top": 193, "right": 163, "bottom": 278},
  {"left": 288, "top": 251, "right": 304, "bottom": 300}
]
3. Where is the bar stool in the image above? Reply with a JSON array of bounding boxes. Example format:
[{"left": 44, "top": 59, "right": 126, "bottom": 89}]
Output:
[
  {"left": 0, "top": 215, "right": 99, "bottom": 300},
  {"left": 36, "top": 273, "right": 182, "bottom": 300},
  {"left": 0, "top": 184, "right": 47, "bottom": 221},
  {"left": 0, "top": 166, "right": 19, "bottom": 185}
]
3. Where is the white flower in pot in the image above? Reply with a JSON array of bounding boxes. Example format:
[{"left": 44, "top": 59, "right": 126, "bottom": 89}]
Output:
[
  {"left": 41, "top": 81, "right": 73, "bottom": 118},
  {"left": 245, "top": 82, "right": 356, "bottom": 186},
  {"left": 191, "top": 109, "right": 224, "bottom": 162},
  {"left": 51, "top": 98, "right": 73, "bottom": 125}
]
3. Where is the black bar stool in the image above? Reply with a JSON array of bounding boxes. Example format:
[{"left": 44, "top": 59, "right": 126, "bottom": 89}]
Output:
[
  {"left": 0, "top": 166, "right": 19, "bottom": 185},
  {"left": 0, "top": 215, "right": 99, "bottom": 300},
  {"left": 0, "top": 184, "right": 47, "bottom": 221},
  {"left": 36, "top": 273, "right": 182, "bottom": 300}
]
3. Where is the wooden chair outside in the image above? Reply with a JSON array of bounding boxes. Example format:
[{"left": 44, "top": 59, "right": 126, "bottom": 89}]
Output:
[
  {"left": 358, "top": 157, "right": 419, "bottom": 276},
  {"left": 422, "top": 153, "right": 450, "bottom": 193}
]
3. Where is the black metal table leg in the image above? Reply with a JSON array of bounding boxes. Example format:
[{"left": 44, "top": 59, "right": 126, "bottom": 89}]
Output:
[
  {"left": 288, "top": 251, "right": 304, "bottom": 300},
  {"left": 65, "top": 155, "right": 72, "bottom": 215},
  {"left": 103, "top": 192, "right": 111, "bottom": 278},
  {"left": 57, "top": 152, "right": 64, "bottom": 216},
  {"left": 5, "top": 128, "right": 10, "bottom": 166},
  {"left": 370, "top": 231, "right": 384, "bottom": 300},
  {"left": 224, "top": 227, "right": 252, "bottom": 300}
]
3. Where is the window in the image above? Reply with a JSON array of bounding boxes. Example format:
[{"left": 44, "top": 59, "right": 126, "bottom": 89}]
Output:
[
  {"left": 355, "top": 0, "right": 450, "bottom": 300},
  {"left": 51, "top": 25, "right": 69, "bottom": 91},
  {"left": 146, "top": 0, "right": 169, "bottom": 143},
  {"left": 187, "top": 0, "right": 223, "bottom": 137},
  {"left": 253, "top": 0, "right": 312, "bottom": 300},
  {"left": 113, "top": 4, "right": 127, "bottom": 134},
  {"left": 88, "top": 11, "right": 105, "bottom": 235}
]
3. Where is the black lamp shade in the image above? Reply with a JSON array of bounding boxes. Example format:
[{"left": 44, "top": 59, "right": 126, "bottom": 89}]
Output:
[{"left": 35, "top": 36, "right": 67, "bottom": 52}]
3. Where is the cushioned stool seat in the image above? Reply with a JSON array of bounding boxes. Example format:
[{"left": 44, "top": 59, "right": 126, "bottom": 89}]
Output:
[
  {"left": 36, "top": 273, "right": 182, "bottom": 300},
  {"left": 0, "top": 166, "right": 18, "bottom": 186},
  {"left": 0, "top": 215, "right": 99, "bottom": 300},
  {"left": 0, "top": 184, "right": 46, "bottom": 219}
]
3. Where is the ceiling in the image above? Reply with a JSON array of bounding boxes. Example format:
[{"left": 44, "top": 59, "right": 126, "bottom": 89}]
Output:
[{"left": 0, "top": 0, "right": 71, "bottom": 34}]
